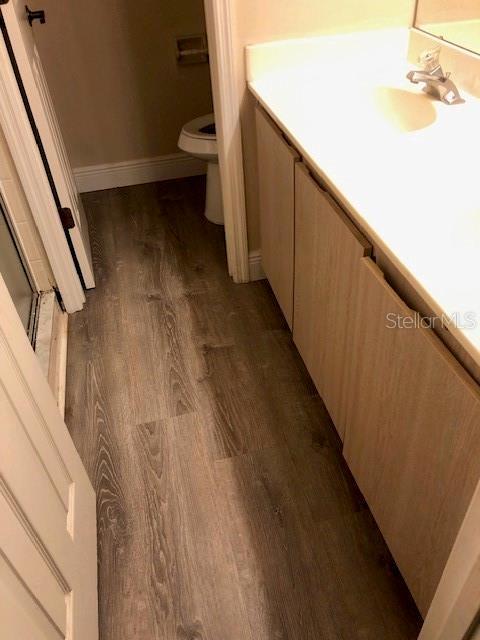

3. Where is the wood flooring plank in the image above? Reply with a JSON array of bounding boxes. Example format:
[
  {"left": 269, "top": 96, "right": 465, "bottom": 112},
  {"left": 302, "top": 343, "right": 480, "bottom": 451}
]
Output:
[
  {"left": 215, "top": 447, "right": 420, "bottom": 640},
  {"left": 64, "top": 357, "right": 134, "bottom": 639},
  {"left": 132, "top": 413, "right": 253, "bottom": 640},
  {"left": 65, "top": 357, "right": 130, "bottom": 475},
  {"left": 195, "top": 343, "right": 282, "bottom": 459},
  {"left": 81, "top": 189, "right": 123, "bottom": 295},
  {"left": 97, "top": 184, "right": 202, "bottom": 425},
  {"left": 214, "top": 446, "right": 338, "bottom": 640},
  {"left": 113, "top": 287, "right": 192, "bottom": 426},
  {"left": 276, "top": 395, "right": 367, "bottom": 524}
]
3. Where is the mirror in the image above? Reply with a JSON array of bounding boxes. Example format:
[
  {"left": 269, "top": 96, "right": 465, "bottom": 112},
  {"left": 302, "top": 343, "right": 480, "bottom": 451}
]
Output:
[{"left": 414, "top": 0, "right": 480, "bottom": 55}]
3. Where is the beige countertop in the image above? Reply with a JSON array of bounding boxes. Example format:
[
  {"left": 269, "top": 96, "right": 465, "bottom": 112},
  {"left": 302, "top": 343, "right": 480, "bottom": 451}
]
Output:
[{"left": 247, "top": 29, "right": 480, "bottom": 367}]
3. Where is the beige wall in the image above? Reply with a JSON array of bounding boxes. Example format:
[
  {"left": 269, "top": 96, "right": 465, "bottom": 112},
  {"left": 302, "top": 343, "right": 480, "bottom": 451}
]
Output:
[
  {"left": 416, "top": 0, "right": 480, "bottom": 25},
  {"left": 35, "top": 0, "right": 213, "bottom": 168},
  {"left": 233, "top": 0, "right": 416, "bottom": 250},
  {"left": 0, "top": 127, "right": 54, "bottom": 291}
]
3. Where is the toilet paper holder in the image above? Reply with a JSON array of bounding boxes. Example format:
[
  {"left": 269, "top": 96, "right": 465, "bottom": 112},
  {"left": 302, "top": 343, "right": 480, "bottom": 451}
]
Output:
[{"left": 175, "top": 34, "right": 209, "bottom": 65}]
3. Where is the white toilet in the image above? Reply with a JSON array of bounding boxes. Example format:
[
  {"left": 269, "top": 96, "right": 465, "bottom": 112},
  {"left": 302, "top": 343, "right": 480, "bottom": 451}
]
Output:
[{"left": 178, "top": 113, "right": 224, "bottom": 225}]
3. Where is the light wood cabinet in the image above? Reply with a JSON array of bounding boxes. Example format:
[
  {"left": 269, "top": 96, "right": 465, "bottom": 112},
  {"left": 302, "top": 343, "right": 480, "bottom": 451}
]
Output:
[
  {"left": 293, "top": 163, "right": 371, "bottom": 440},
  {"left": 255, "top": 105, "right": 299, "bottom": 328},
  {"left": 254, "top": 104, "right": 480, "bottom": 620},
  {"left": 343, "top": 257, "right": 480, "bottom": 616}
]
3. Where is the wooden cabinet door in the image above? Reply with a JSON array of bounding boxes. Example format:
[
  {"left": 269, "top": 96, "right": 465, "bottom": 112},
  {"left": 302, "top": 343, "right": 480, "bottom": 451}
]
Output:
[
  {"left": 343, "top": 257, "right": 480, "bottom": 616},
  {"left": 293, "top": 163, "right": 371, "bottom": 440},
  {"left": 255, "top": 105, "right": 299, "bottom": 328}
]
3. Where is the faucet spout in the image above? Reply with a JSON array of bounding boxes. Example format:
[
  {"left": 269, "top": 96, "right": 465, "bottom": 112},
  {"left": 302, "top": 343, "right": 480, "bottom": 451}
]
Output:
[
  {"left": 407, "top": 70, "right": 444, "bottom": 85},
  {"left": 406, "top": 49, "right": 464, "bottom": 106}
]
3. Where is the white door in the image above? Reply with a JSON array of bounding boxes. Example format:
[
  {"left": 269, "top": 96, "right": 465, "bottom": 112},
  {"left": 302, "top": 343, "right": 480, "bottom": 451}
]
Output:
[
  {"left": 0, "top": 274, "right": 98, "bottom": 639},
  {"left": 1, "top": 1, "right": 95, "bottom": 289}
]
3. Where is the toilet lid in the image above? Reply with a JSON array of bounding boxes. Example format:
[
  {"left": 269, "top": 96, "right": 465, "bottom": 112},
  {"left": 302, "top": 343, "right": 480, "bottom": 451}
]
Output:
[{"left": 181, "top": 113, "right": 216, "bottom": 140}]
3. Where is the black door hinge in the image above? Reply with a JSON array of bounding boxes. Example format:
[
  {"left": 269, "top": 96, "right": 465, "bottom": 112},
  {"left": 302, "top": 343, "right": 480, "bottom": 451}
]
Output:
[
  {"left": 25, "top": 6, "right": 46, "bottom": 26},
  {"left": 59, "top": 207, "right": 75, "bottom": 230}
]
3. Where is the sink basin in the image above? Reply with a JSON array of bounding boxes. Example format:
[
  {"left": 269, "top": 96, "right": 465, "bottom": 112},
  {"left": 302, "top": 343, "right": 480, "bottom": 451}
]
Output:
[{"left": 373, "top": 87, "right": 437, "bottom": 132}]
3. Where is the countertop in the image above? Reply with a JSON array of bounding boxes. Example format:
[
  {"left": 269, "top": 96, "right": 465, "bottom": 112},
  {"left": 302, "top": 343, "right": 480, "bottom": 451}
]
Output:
[{"left": 246, "top": 29, "right": 480, "bottom": 367}]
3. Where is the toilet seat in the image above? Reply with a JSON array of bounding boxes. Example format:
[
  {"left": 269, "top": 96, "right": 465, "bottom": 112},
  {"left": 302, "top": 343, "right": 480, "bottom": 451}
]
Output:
[
  {"left": 182, "top": 113, "right": 215, "bottom": 139},
  {"left": 178, "top": 113, "right": 217, "bottom": 161}
]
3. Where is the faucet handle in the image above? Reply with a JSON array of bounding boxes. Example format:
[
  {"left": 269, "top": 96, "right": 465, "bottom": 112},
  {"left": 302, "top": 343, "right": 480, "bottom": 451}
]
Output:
[{"left": 419, "top": 47, "right": 442, "bottom": 72}]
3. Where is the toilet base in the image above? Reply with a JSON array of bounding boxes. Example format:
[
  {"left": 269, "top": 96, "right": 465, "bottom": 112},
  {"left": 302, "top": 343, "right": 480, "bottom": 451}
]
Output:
[{"left": 205, "top": 162, "right": 224, "bottom": 225}]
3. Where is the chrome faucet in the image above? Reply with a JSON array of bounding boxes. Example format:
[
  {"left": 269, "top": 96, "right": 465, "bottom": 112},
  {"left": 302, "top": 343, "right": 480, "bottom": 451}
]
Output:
[{"left": 407, "top": 48, "right": 464, "bottom": 105}]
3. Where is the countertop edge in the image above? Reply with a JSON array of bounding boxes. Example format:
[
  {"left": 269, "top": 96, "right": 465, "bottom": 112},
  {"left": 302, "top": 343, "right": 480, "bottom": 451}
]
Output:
[{"left": 248, "top": 81, "right": 480, "bottom": 371}]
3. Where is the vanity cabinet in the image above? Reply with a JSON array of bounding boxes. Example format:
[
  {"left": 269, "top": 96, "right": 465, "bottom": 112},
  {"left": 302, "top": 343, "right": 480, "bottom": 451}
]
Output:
[
  {"left": 255, "top": 105, "right": 299, "bottom": 328},
  {"left": 343, "top": 257, "right": 480, "bottom": 615},
  {"left": 293, "top": 164, "right": 371, "bottom": 440},
  {"left": 254, "top": 101, "right": 480, "bottom": 619}
]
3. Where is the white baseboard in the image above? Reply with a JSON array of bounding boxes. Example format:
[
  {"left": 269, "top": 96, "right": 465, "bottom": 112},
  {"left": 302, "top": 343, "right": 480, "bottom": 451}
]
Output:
[
  {"left": 74, "top": 152, "right": 207, "bottom": 193},
  {"left": 249, "top": 250, "right": 265, "bottom": 281}
]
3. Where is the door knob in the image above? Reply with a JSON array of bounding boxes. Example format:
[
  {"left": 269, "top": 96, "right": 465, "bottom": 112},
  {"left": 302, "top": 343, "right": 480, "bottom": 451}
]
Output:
[{"left": 25, "top": 5, "right": 46, "bottom": 26}]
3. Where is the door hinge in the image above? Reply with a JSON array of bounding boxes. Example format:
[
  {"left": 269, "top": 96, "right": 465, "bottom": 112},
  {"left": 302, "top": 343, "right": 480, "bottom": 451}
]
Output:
[
  {"left": 59, "top": 207, "right": 75, "bottom": 230},
  {"left": 26, "top": 6, "right": 46, "bottom": 26},
  {"left": 53, "top": 286, "right": 66, "bottom": 312}
]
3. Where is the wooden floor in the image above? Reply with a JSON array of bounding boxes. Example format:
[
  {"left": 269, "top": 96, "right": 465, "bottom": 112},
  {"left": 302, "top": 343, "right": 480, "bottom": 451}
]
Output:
[{"left": 66, "top": 177, "right": 422, "bottom": 640}]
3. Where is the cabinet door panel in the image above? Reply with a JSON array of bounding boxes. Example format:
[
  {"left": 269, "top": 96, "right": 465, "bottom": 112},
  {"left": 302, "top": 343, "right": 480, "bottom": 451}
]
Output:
[
  {"left": 344, "top": 257, "right": 480, "bottom": 615},
  {"left": 255, "top": 106, "right": 299, "bottom": 327},
  {"left": 293, "top": 163, "right": 371, "bottom": 440}
]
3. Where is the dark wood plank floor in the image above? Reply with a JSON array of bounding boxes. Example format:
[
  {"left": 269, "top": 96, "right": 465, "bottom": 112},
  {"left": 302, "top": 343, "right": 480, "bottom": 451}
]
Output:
[{"left": 66, "top": 176, "right": 422, "bottom": 640}]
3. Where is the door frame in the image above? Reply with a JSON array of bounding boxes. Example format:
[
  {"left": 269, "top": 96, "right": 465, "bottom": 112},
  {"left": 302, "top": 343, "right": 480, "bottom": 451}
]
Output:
[
  {"left": 0, "top": 13, "right": 85, "bottom": 313},
  {"left": 203, "top": 0, "right": 250, "bottom": 282}
]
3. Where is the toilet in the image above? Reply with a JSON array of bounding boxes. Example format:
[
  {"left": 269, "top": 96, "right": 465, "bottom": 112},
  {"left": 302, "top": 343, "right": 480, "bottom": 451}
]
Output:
[{"left": 178, "top": 113, "right": 224, "bottom": 225}]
